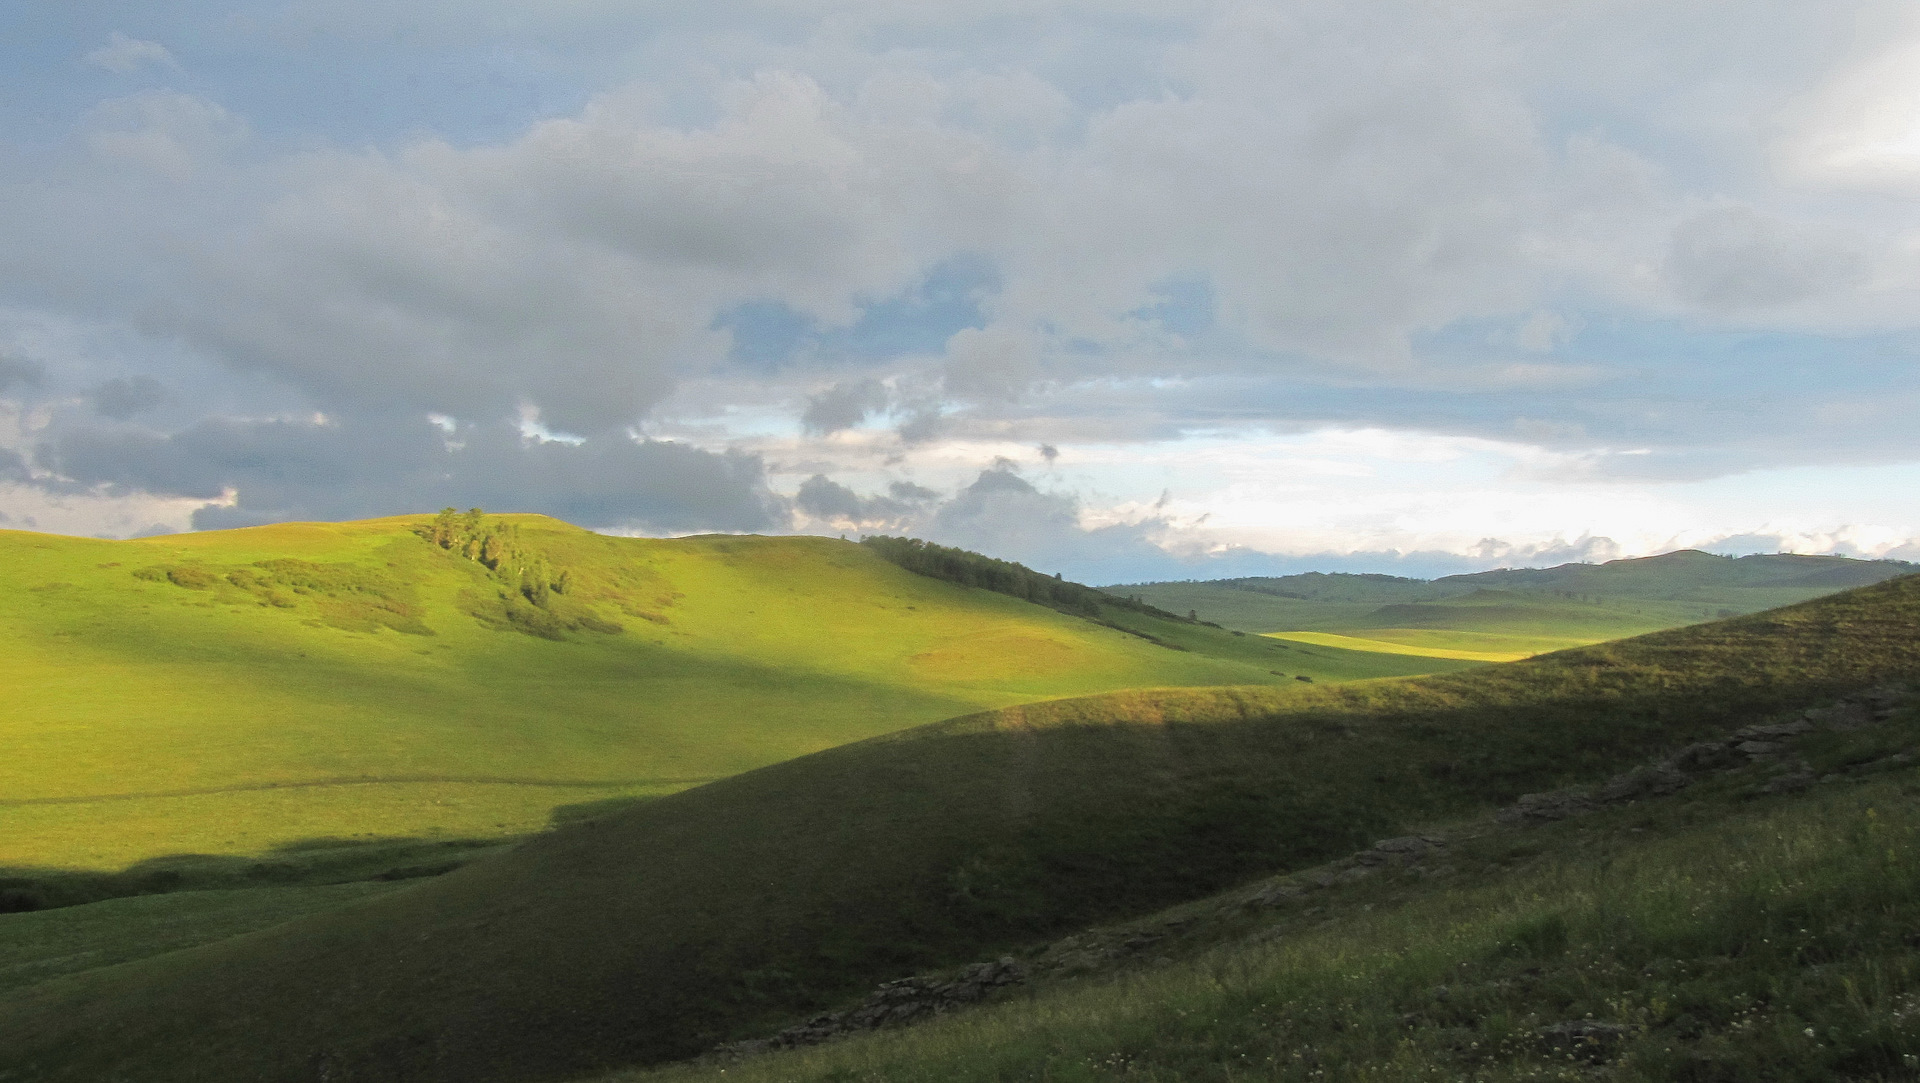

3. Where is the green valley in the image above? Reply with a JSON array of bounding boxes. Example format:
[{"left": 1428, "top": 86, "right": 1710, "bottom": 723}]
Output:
[
  {"left": 3, "top": 569, "right": 1917, "bottom": 1082},
  {"left": 1117, "top": 550, "right": 1914, "bottom": 658}
]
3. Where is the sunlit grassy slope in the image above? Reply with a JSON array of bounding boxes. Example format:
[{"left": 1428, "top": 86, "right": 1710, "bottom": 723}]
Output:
[
  {"left": 4, "top": 574, "right": 1915, "bottom": 1083},
  {"left": 1262, "top": 630, "right": 1533, "bottom": 662},
  {"left": 1121, "top": 549, "right": 1914, "bottom": 655},
  {"left": 1, "top": 515, "right": 1450, "bottom": 870}
]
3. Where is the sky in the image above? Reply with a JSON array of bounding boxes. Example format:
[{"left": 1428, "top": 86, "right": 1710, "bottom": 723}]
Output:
[{"left": 3, "top": 2, "right": 1919, "bottom": 584}]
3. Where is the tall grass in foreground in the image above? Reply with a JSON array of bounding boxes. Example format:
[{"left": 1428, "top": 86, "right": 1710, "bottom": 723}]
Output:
[{"left": 630, "top": 773, "right": 1920, "bottom": 1083}]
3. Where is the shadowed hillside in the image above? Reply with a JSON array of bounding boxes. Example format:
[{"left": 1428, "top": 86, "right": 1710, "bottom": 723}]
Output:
[
  {"left": 3, "top": 573, "right": 1916, "bottom": 1082},
  {"left": 618, "top": 688, "right": 1920, "bottom": 1083}
]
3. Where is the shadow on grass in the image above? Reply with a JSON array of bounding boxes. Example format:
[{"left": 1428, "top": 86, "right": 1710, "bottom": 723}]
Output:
[
  {"left": 0, "top": 835, "right": 513, "bottom": 914},
  {"left": 0, "top": 789, "right": 688, "bottom": 915},
  {"left": 549, "top": 792, "right": 669, "bottom": 825}
]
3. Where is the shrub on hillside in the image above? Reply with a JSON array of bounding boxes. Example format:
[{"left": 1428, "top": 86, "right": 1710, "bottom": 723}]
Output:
[
  {"left": 419, "top": 509, "right": 623, "bottom": 640},
  {"left": 130, "top": 559, "right": 430, "bottom": 634},
  {"left": 859, "top": 535, "right": 1189, "bottom": 624}
]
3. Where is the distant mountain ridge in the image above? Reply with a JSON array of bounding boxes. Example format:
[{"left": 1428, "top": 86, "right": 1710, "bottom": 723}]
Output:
[
  {"left": 1119, "top": 549, "right": 1914, "bottom": 603},
  {"left": 1108, "top": 550, "right": 1917, "bottom": 655}
]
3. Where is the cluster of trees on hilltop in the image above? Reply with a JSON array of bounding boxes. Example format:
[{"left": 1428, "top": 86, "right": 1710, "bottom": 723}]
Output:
[
  {"left": 421, "top": 508, "right": 569, "bottom": 607},
  {"left": 858, "top": 535, "right": 1192, "bottom": 625}
]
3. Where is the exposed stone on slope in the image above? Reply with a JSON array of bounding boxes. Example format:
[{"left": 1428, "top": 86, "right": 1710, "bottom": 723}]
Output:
[
  {"left": 1493, "top": 682, "right": 1912, "bottom": 826},
  {"left": 1496, "top": 790, "right": 1595, "bottom": 824},
  {"left": 717, "top": 958, "right": 1029, "bottom": 1056}
]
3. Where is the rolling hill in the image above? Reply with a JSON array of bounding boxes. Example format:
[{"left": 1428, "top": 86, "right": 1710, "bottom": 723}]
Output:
[
  {"left": 1, "top": 514, "right": 1451, "bottom": 875},
  {"left": 620, "top": 686, "right": 1920, "bottom": 1083},
  {"left": 3, "top": 571, "right": 1916, "bottom": 1082},
  {"left": 1116, "top": 550, "right": 1915, "bottom": 657}
]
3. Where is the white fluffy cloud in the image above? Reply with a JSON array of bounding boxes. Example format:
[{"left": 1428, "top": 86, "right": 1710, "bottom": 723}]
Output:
[{"left": 84, "top": 32, "right": 178, "bottom": 76}]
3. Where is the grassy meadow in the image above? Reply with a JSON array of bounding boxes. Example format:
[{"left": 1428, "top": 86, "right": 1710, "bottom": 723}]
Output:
[
  {"left": 1261, "top": 630, "right": 1538, "bottom": 662},
  {"left": 4, "top": 573, "right": 1917, "bottom": 1082},
  {"left": 3, "top": 515, "right": 1454, "bottom": 872}
]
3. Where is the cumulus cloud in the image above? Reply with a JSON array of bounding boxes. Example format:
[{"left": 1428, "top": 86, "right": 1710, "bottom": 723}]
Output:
[
  {"left": 84, "top": 32, "right": 178, "bottom": 75},
  {"left": 1666, "top": 207, "right": 1867, "bottom": 311},
  {"left": 801, "top": 379, "right": 890, "bottom": 434},
  {"left": 5, "top": 1, "right": 1920, "bottom": 567},
  {"left": 792, "top": 474, "right": 933, "bottom": 526},
  {"left": 83, "top": 91, "right": 246, "bottom": 180},
  {"left": 34, "top": 415, "right": 784, "bottom": 534},
  {"left": 920, "top": 464, "right": 1171, "bottom": 578},
  {"left": 0, "top": 356, "right": 44, "bottom": 394}
]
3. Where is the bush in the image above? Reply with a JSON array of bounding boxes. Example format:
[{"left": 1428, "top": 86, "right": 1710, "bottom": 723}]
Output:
[{"left": 859, "top": 536, "right": 1188, "bottom": 624}]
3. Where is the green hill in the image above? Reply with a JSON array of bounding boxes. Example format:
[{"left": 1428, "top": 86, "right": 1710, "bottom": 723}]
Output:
[
  {"left": 2, "top": 515, "right": 1451, "bottom": 876},
  {"left": 621, "top": 687, "right": 1920, "bottom": 1083},
  {"left": 3, "top": 572, "right": 1916, "bottom": 1082},
  {"left": 1118, "top": 550, "right": 1915, "bottom": 656}
]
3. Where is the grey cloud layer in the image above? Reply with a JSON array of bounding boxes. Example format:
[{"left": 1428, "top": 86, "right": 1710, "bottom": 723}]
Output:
[
  {"left": 35, "top": 414, "right": 783, "bottom": 533},
  {"left": 5, "top": 1, "right": 1920, "bottom": 559}
]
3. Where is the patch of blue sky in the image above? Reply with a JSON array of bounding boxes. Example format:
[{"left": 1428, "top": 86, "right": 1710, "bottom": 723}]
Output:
[
  {"left": 714, "top": 255, "right": 998, "bottom": 370},
  {"left": 1406, "top": 313, "right": 1920, "bottom": 438},
  {"left": 1130, "top": 274, "right": 1215, "bottom": 338},
  {"left": 0, "top": 3, "right": 596, "bottom": 151}
]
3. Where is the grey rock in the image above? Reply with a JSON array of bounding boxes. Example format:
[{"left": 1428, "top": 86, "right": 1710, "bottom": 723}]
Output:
[
  {"left": 1666, "top": 742, "right": 1738, "bottom": 772},
  {"left": 1732, "top": 720, "right": 1813, "bottom": 741},
  {"left": 1862, "top": 685, "right": 1910, "bottom": 710},
  {"left": 723, "top": 955, "right": 1031, "bottom": 1055},
  {"left": 1497, "top": 790, "right": 1595, "bottom": 823},
  {"left": 1246, "top": 880, "right": 1307, "bottom": 907},
  {"left": 1849, "top": 751, "right": 1916, "bottom": 774},
  {"left": 1760, "top": 762, "right": 1816, "bottom": 795},
  {"left": 1736, "top": 740, "right": 1782, "bottom": 757},
  {"left": 1359, "top": 836, "right": 1447, "bottom": 867},
  {"left": 1806, "top": 703, "right": 1874, "bottom": 730},
  {"left": 1597, "top": 764, "right": 1688, "bottom": 804}
]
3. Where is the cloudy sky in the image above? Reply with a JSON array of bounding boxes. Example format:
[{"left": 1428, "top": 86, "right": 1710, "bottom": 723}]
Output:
[{"left": 4, "top": 2, "right": 1920, "bottom": 583}]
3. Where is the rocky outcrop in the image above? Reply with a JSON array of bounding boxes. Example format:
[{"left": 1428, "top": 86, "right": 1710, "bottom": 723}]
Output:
[
  {"left": 718, "top": 957, "right": 1029, "bottom": 1056},
  {"left": 1496, "top": 683, "right": 1910, "bottom": 826}
]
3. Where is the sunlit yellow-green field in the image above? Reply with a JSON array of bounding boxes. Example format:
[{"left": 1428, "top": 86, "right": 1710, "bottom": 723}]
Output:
[
  {"left": 1261, "top": 629, "right": 1539, "bottom": 662},
  {"left": 2, "top": 515, "right": 1453, "bottom": 870}
]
